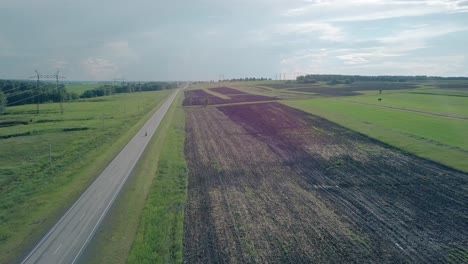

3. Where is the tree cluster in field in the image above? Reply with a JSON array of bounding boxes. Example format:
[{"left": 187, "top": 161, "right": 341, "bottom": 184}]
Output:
[
  {"left": 221, "top": 77, "right": 272, "bottom": 82},
  {"left": 296, "top": 74, "right": 468, "bottom": 84},
  {"left": 79, "top": 82, "right": 177, "bottom": 98},
  {"left": 0, "top": 80, "right": 79, "bottom": 113}
]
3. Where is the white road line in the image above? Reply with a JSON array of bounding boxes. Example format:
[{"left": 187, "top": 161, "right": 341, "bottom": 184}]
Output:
[
  {"left": 52, "top": 244, "right": 62, "bottom": 256},
  {"left": 79, "top": 214, "right": 85, "bottom": 221}
]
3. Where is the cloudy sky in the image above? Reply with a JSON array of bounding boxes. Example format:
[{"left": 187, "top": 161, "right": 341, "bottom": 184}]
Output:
[{"left": 1, "top": 0, "right": 467, "bottom": 81}]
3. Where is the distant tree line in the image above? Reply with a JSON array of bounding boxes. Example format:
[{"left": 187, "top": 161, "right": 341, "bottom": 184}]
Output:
[
  {"left": 222, "top": 77, "right": 272, "bottom": 82},
  {"left": 296, "top": 74, "right": 468, "bottom": 84},
  {"left": 0, "top": 80, "right": 177, "bottom": 113},
  {"left": 0, "top": 80, "right": 79, "bottom": 112},
  {"left": 80, "top": 82, "right": 177, "bottom": 98},
  {"left": 0, "top": 92, "right": 6, "bottom": 114}
]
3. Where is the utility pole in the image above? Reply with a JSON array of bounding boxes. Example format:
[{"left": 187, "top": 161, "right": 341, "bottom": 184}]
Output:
[
  {"left": 32, "top": 70, "right": 40, "bottom": 114},
  {"left": 113, "top": 77, "right": 125, "bottom": 85},
  {"left": 29, "top": 70, "right": 66, "bottom": 114},
  {"left": 53, "top": 70, "right": 66, "bottom": 114},
  {"left": 49, "top": 143, "right": 52, "bottom": 169}
]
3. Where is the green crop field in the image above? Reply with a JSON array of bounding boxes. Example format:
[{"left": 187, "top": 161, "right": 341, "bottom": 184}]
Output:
[
  {"left": 341, "top": 90, "right": 468, "bottom": 118},
  {"left": 65, "top": 83, "right": 101, "bottom": 95},
  {"left": 284, "top": 88, "right": 468, "bottom": 172},
  {"left": 0, "top": 90, "right": 171, "bottom": 263}
]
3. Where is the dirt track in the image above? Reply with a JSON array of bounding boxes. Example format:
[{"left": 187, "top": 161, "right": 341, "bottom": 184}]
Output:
[{"left": 183, "top": 90, "right": 468, "bottom": 263}]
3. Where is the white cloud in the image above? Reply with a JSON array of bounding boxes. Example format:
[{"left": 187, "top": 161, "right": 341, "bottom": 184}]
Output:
[
  {"left": 283, "top": 0, "right": 468, "bottom": 21},
  {"left": 47, "top": 59, "right": 68, "bottom": 70},
  {"left": 333, "top": 23, "right": 467, "bottom": 65},
  {"left": 280, "top": 48, "right": 335, "bottom": 75},
  {"left": 378, "top": 24, "right": 468, "bottom": 43},
  {"left": 81, "top": 58, "right": 119, "bottom": 80},
  {"left": 275, "top": 22, "right": 345, "bottom": 41},
  {"left": 101, "top": 41, "right": 139, "bottom": 61},
  {"left": 281, "top": 43, "right": 467, "bottom": 76},
  {"left": 78, "top": 41, "right": 138, "bottom": 80},
  {"left": 336, "top": 51, "right": 402, "bottom": 65},
  {"left": 342, "top": 55, "right": 467, "bottom": 76}
]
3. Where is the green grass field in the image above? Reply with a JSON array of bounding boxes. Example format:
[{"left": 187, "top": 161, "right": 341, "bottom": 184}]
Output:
[
  {"left": 65, "top": 83, "right": 101, "bottom": 95},
  {"left": 284, "top": 89, "right": 468, "bottom": 172},
  {"left": 128, "top": 94, "right": 187, "bottom": 264},
  {"left": 341, "top": 90, "right": 468, "bottom": 118},
  {"left": 0, "top": 90, "right": 171, "bottom": 263}
]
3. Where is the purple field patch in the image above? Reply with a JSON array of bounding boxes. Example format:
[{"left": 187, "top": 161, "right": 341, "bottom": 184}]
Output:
[{"left": 183, "top": 89, "right": 277, "bottom": 106}]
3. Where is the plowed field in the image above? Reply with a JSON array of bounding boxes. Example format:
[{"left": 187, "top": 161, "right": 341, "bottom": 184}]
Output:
[
  {"left": 183, "top": 89, "right": 276, "bottom": 106},
  {"left": 183, "top": 91, "right": 468, "bottom": 263}
]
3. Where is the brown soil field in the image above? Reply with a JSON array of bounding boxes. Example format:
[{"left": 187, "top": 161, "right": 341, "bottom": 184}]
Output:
[
  {"left": 183, "top": 96, "right": 468, "bottom": 263},
  {"left": 183, "top": 89, "right": 276, "bottom": 106}
]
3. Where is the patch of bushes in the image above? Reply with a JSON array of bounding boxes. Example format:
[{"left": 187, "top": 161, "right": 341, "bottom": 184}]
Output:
[
  {"left": 0, "top": 131, "right": 33, "bottom": 139},
  {"left": 62, "top": 127, "right": 89, "bottom": 132},
  {"left": 36, "top": 119, "right": 63, "bottom": 123},
  {"left": 0, "top": 120, "right": 29, "bottom": 127}
]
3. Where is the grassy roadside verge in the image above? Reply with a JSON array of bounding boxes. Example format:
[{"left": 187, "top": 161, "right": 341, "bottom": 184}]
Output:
[
  {"left": 284, "top": 98, "right": 468, "bottom": 172},
  {"left": 1, "top": 91, "right": 171, "bottom": 264},
  {"left": 127, "top": 93, "right": 187, "bottom": 264},
  {"left": 80, "top": 92, "right": 187, "bottom": 264}
]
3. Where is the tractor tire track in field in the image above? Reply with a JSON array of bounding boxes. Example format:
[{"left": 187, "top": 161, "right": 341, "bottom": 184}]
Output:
[{"left": 182, "top": 89, "right": 468, "bottom": 263}]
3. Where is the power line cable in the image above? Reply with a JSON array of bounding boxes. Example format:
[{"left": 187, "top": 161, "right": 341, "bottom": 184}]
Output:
[
  {"left": 5, "top": 82, "right": 58, "bottom": 102},
  {"left": 6, "top": 89, "right": 53, "bottom": 106}
]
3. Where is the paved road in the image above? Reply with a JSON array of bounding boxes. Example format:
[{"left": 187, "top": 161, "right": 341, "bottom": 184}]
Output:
[{"left": 21, "top": 84, "right": 186, "bottom": 264}]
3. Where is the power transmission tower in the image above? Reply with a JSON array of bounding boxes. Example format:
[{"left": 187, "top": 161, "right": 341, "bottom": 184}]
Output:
[
  {"left": 113, "top": 77, "right": 126, "bottom": 85},
  {"left": 30, "top": 70, "right": 40, "bottom": 114},
  {"left": 138, "top": 82, "right": 142, "bottom": 92},
  {"left": 29, "top": 70, "right": 66, "bottom": 114},
  {"left": 53, "top": 70, "right": 66, "bottom": 114}
]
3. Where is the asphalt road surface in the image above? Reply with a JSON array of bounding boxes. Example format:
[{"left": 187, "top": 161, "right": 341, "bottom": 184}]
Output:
[{"left": 21, "top": 85, "right": 185, "bottom": 264}]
